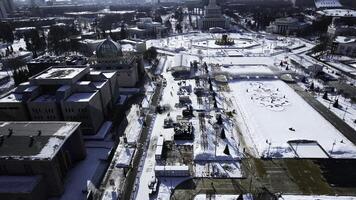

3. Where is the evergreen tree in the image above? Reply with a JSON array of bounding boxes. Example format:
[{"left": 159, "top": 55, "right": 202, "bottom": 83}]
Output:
[
  {"left": 13, "top": 69, "right": 30, "bottom": 86},
  {"left": 216, "top": 114, "right": 223, "bottom": 125},
  {"left": 220, "top": 128, "right": 226, "bottom": 139},
  {"left": 301, "top": 77, "right": 307, "bottom": 83},
  {"left": 119, "top": 24, "right": 128, "bottom": 40},
  {"left": 143, "top": 47, "right": 158, "bottom": 63},
  {"left": 154, "top": 14, "right": 163, "bottom": 23},
  {"left": 165, "top": 20, "right": 172, "bottom": 32},
  {"left": 310, "top": 82, "right": 315, "bottom": 90},
  {"left": 223, "top": 144, "right": 230, "bottom": 155},
  {"left": 322, "top": 91, "right": 329, "bottom": 100},
  {"left": 176, "top": 23, "right": 183, "bottom": 34},
  {"left": 48, "top": 24, "right": 79, "bottom": 55},
  {"left": 333, "top": 99, "right": 339, "bottom": 108},
  {"left": 0, "top": 22, "right": 14, "bottom": 44},
  {"left": 214, "top": 100, "right": 218, "bottom": 108}
]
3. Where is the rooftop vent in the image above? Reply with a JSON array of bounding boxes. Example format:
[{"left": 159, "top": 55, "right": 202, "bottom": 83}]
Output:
[
  {"left": 29, "top": 136, "right": 35, "bottom": 147},
  {"left": 7, "top": 129, "right": 13, "bottom": 138}
]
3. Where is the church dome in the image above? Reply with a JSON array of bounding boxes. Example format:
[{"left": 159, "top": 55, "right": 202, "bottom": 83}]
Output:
[{"left": 96, "top": 36, "right": 123, "bottom": 59}]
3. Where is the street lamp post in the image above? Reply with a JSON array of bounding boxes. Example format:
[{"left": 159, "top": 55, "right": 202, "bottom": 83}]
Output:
[
  {"left": 331, "top": 140, "right": 336, "bottom": 156},
  {"left": 343, "top": 106, "right": 349, "bottom": 121}
]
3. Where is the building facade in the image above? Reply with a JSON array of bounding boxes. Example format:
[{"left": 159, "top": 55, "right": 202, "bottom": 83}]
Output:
[
  {"left": 127, "top": 18, "right": 168, "bottom": 39},
  {"left": 198, "top": 0, "right": 230, "bottom": 31},
  {"left": 332, "top": 36, "right": 356, "bottom": 57},
  {"left": 0, "top": 66, "right": 118, "bottom": 135},
  {"left": 266, "top": 17, "right": 309, "bottom": 35},
  {"left": 0, "top": 122, "right": 86, "bottom": 200}
]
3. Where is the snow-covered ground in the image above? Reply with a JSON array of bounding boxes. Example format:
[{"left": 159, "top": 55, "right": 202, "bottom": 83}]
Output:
[
  {"left": 147, "top": 33, "right": 313, "bottom": 59},
  {"left": 195, "top": 194, "right": 253, "bottom": 200},
  {"left": 317, "top": 8, "right": 356, "bottom": 17},
  {"left": 193, "top": 111, "right": 242, "bottom": 161},
  {"left": 141, "top": 29, "right": 356, "bottom": 200},
  {"left": 55, "top": 145, "right": 113, "bottom": 200},
  {"left": 326, "top": 61, "right": 356, "bottom": 74},
  {"left": 135, "top": 53, "right": 245, "bottom": 199},
  {"left": 194, "top": 162, "right": 243, "bottom": 178},
  {"left": 316, "top": 95, "right": 356, "bottom": 131},
  {"left": 280, "top": 195, "right": 356, "bottom": 200},
  {"left": 227, "top": 78, "right": 356, "bottom": 158},
  {"left": 155, "top": 177, "right": 190, "bottom": 200},
  {"left": 193, "top": 37, "right": 258, "bottom": 49}
]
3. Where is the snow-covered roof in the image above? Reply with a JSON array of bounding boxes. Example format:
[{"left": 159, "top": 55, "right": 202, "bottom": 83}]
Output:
[
  {"left": 116, "top": 145, "right": 135, "bottom": 168},
  {"left": 173, "top": 54, "right": 190, "bottom": 68},
  {"left": 65, "top": 92, "right": 97, "bottom": 103},
  {"left": 0, "top": 121, "right": 81, "bottom": 160},
  {"left": 334, "top": 36, "right": 356, "bottom": 44},
  {"left": 102, "top": 71, "right": 116, "bottom": 79},
  {"left": 35, "top": 67, "right": 85, "bottom": 80},
  {"left": 155, "top": 165, "right": 189, "bottom": 171},
  {"left": 92, "top": 81, "right": 106, "bottom": 89},
  {"left": 317, "top": 9, "right": 356, "bottom": 17},
  {"left": 31, "top": 66, "right": 90, "bottom": 86},
  {"left": 0, "top": 93, "right": 23, "bottom": 103},
  {"left": 315, "top": 0, "right": 342, "bottom": 8}
]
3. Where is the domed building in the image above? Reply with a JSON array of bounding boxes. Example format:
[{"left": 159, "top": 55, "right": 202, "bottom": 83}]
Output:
[
  {"left": 90, "top": 36, "right": 141, "bottom": 88},
  {"left": 95, "top": 37, "right": 123, "bottom": 63}
]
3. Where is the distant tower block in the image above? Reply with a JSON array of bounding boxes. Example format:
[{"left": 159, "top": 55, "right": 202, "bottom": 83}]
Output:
[{"left": 198, "top": 0, "right": 230, "bottom": 31}]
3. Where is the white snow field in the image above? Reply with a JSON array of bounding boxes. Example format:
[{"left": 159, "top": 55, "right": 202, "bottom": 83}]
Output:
[
  {"left": 228, "top": 79, "right": 356, "bottom": 158},
  {"left": 280, "top": 195, "right": 356, "bottom": 200},
  {"left": 195, "top": 194, "right": 253, "bottom": 200}
]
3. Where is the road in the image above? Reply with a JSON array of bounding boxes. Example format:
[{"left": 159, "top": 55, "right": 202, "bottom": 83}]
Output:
[
  {"left": 288, "top": 83, "right": 356, "bottom": 145},
  {"left": 121, "top": 81, "right": 163, "bottom": 200}
]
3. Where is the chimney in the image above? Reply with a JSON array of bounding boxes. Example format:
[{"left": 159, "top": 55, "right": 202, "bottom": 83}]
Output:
[
  {"left": 7, "top": 129, "right": 13, "bottom": 138},
  {"left": 29, "top": 136, "right": 35, "bottom": 147}
]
